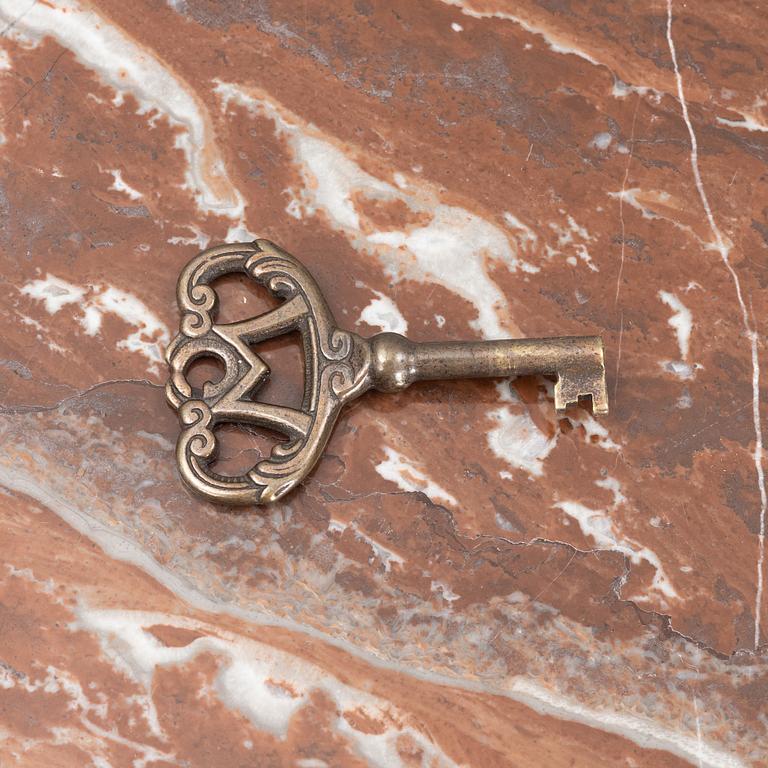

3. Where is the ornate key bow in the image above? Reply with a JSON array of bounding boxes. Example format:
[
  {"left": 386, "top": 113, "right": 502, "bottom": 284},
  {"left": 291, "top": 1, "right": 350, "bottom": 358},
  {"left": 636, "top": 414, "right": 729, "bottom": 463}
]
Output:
[{"left": 166, "top": 240, "right": 608, "bottom": 505}]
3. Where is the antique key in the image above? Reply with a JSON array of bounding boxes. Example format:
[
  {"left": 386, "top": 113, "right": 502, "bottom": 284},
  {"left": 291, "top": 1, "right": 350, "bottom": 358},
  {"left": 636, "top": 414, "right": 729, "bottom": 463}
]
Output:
[{"left": 166, "top": 240, "right": 608, "bottom": 505}]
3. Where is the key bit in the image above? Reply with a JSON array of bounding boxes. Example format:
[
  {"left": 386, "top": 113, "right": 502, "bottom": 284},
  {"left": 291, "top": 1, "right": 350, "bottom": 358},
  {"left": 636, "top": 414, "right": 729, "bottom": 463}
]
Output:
[{"left": 166, "top": 240, "right": 609, "bottom": 505}]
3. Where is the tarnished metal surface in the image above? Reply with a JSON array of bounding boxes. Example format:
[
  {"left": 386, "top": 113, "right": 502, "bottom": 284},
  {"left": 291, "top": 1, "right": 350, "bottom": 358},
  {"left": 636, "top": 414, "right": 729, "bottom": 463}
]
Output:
[{"left": 167, "top": 239, "right": 608, "bottom": 504}]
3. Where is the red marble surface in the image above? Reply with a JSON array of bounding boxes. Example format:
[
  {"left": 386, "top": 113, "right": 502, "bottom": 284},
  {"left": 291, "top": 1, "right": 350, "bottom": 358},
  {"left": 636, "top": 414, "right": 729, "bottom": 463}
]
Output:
[{"left": 0, "top": 0, "right": 766, "bottom": 765}]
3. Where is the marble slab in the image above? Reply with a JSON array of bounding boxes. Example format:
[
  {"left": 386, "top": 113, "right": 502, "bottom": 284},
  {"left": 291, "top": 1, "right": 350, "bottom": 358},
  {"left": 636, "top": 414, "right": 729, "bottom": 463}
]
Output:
[{"left": 0, "top": 0, "right": 766, "bottom": 765}]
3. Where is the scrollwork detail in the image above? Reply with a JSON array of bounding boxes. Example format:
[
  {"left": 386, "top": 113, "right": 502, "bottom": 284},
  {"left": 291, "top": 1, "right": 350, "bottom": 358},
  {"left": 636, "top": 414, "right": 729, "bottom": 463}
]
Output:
[
  {"left": 166, "top": 239, "right": 374, "bottom": 505},
  {"left": 178, "top": 400, "right": 216, "bottom": 459}
]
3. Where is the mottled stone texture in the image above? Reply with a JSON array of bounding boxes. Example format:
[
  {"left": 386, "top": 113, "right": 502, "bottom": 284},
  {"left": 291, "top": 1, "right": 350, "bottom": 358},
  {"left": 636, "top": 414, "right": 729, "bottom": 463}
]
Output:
[{"left": 0, "top": 0, "right": 767, "bottom": 766}]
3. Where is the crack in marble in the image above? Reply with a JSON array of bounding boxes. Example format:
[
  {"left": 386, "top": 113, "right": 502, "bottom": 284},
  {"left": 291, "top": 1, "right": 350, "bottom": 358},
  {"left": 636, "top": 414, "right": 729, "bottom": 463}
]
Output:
[
  {"left": 666, "top": 0, "right": 767, "bottom": 651},
  {"left": 0, "top": 377, "right": 164, "bottom": 415}
]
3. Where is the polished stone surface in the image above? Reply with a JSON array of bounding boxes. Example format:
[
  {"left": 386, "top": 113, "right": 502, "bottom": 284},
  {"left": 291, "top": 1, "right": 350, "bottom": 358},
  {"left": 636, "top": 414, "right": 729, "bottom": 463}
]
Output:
[{"left": 1, "top": 0, "right": 767, "bottom": 765}]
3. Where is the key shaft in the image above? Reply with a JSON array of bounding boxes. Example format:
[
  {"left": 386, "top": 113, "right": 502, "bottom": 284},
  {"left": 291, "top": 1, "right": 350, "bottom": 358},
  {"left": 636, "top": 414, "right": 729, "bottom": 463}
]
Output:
[{"left": 369, "top": 332, "right": 608, "bottom": 414}]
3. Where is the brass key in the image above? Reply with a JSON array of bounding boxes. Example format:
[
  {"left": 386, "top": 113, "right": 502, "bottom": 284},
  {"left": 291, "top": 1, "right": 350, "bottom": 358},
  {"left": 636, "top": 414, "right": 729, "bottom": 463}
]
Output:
[{"left": 166, "top": 240, "right": 608, "bottom": 505}]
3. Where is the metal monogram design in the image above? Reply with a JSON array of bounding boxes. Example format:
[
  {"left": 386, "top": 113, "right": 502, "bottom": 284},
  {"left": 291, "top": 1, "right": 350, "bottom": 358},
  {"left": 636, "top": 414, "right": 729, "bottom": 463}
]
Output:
[
  {"left": 167, "top": 239, "right": 608, "bottom": 506},
  {"left": 166, "top": 240, "right": 371, "bottom": 504}
]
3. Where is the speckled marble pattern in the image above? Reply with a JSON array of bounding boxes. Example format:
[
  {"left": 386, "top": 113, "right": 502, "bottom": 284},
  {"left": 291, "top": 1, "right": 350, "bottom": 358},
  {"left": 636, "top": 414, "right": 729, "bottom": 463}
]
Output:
[{"left": 0, "top": 1, "right": 767, "bottom": 766}]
